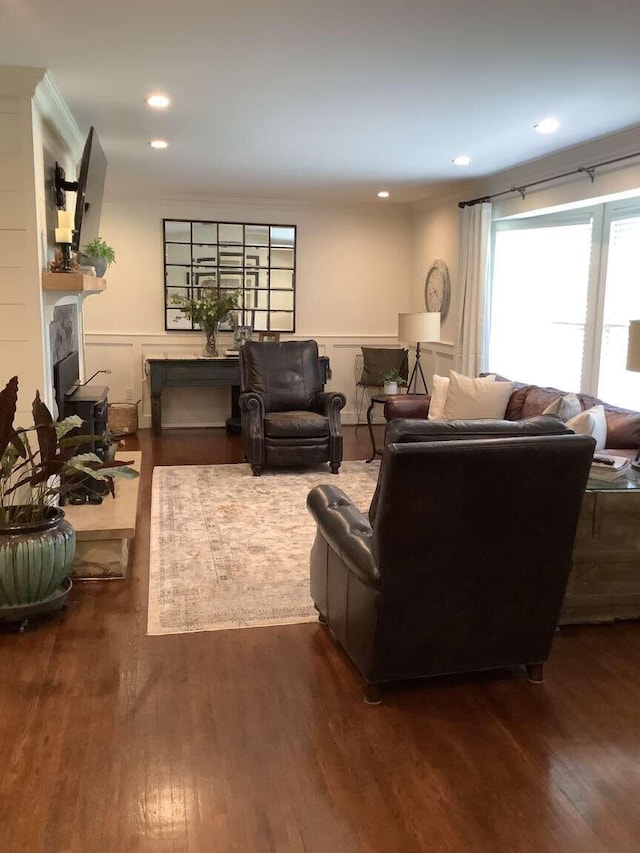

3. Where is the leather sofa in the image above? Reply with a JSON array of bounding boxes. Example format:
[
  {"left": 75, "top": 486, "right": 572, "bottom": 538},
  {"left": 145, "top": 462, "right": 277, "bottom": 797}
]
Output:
[
  {"left": 239, "top": 339, "right": 346, "bottom": 475},
  {"left": 308, "top": 424, "right": 595, "bottom": 702},
  {"left": 384, "top": 377, "right": 640, "bottom": 455}
]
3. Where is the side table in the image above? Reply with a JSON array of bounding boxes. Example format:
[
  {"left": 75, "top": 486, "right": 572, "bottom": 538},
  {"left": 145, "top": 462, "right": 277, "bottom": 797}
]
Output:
[{"left": 365, "top": 395, "right": 389, "bottom": 463}]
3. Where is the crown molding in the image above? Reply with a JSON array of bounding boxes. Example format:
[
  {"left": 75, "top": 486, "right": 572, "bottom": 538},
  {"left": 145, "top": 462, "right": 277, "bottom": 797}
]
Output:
[{"left": 32, "top": 71, "right": 84, "bottom": 159}]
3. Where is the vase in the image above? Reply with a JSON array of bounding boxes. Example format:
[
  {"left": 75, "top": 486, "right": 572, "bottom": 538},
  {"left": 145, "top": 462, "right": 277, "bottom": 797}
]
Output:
[
  {"left": 383, "top": 381, "right": 398, "bottom": 395},
  {"left": 78, "top": 254, "right": 107, "bottom": 278},
  {"left": 201, "top": 325, "right": 219, "bottom": 357},
  {"left": 0, "top": 507, "right": 75, "bottom": 608}
]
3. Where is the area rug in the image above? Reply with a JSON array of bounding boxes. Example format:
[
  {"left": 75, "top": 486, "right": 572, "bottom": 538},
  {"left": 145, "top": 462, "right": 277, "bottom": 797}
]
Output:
[{"left": 147, "top": 462, "right": 379, "bottom": 635}]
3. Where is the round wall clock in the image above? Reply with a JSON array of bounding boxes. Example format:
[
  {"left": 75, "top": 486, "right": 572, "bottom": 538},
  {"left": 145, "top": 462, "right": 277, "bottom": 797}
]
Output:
[{"left": 424, "top": 259, "right": 451, "bottom": 323}]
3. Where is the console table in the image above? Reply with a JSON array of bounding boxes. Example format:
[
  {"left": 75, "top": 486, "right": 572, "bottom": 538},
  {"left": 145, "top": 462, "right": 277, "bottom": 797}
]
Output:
[{"left": 145, "top": 354, "right": 330, "bottom": 437}]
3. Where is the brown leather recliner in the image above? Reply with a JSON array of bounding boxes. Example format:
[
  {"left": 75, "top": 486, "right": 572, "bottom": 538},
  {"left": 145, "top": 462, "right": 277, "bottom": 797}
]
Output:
[
  {"left": 239, "top": 340, "right": 346, "bottom": 476},
  {"left": 307, "top": 420, "right": 595, "bottom": 703}
]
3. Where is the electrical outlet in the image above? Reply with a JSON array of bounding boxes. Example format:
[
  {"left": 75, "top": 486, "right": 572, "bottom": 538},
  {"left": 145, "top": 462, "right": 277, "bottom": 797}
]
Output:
[{"left": 125, "top": 387, "right": 134, "bottom": 401}]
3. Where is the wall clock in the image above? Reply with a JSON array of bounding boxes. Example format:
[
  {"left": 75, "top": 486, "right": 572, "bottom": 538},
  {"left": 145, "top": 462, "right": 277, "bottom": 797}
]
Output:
[{"left": 424, "top": 259, "right": 451, "bottom": 323}]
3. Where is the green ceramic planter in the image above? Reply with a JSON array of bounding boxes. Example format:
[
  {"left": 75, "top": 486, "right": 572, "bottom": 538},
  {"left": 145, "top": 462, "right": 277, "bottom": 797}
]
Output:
[{"left": 0, "top": 508, "right": 75, "bottom": 607}]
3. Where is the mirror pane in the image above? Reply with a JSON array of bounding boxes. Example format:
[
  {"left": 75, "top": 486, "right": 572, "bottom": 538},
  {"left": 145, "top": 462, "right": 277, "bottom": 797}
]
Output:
[
  {"left": 219, "top": 223, "right": 243, "bottom": 244},
  {"left": 270, "top": 291, "right": 294, "bottom": 311},
  {"left": 166, "top": 265, "right": 189, "bottom": 287},
  {"left": 270, "top": 226, "right": 295, "bottom": 248},
  {"left": 192, "top": 222, "right": 217, "bottom": 244},
  {"left": 252, "top": 311, "right": 268, "bottom": 331},
  {"left": 165, "top": 220, "right": 190, "bottom": 243},
  {"left": 245, "top": 246, "right": 269, "bottom": 266},
  {"left": 245, "top": 269, "right": 268, "bottom": 289},
  {"left": 193, "top": 271, "right": 218, "bottom": 290},
  {"left": 245, "top": 225, "right": 269, "bottom": 246},
  {"left": 192, "top": 245, "right": 217, "bottom": 265},
  {"left": 166, "top": 307, "right": 193, "bottom": 330},
  {"left": 219, "top": 271, "right": 243, "bottom": 289},
  {"left": 219, "top": 246, "right": 244, "bottom": 267},
  {"left": 166, "top": 243, "right": 191, "bottom": 265},
  {"left": 271, "top": 248, "right": 294, "bottom": 269},
  {"left": 270, "top": 269, "right": 293, "bottom": 289},
  {"left": 270, "top": 311, "right": 294, "bottom": 331}
]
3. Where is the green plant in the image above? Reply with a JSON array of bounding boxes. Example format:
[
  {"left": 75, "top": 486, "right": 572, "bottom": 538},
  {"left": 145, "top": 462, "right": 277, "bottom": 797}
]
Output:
[
  {"left": 380, "top": 368, "right": 407, "bottom": 386},
  {"left": 0, "top": 376, "right": 138, "bottom": 528},
  {"left": 82, "top": 237, "right": 116, "bottom": 266},
  {"left": 170, "top": 286, "right": 239, "bottom": 332}
]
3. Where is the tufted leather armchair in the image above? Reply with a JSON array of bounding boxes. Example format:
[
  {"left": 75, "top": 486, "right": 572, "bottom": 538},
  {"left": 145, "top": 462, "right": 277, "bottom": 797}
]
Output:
[
  {"left": 239, "top": 340, "right": 346, "bottom": 476},
  {"left": 307, "top": 421, "right": 595, "bottom": 702}
]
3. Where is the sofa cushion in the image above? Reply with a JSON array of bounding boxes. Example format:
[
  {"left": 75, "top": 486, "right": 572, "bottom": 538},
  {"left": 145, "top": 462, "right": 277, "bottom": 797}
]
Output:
[
  {"left": 519, "top": 385, "right": 566, "bottom": 419},
  {"left": 566, "top": 405, "right": 607, "bottom": 451},
  {"left": 442, "top": 371, "right": 513, "bottom": 420},
  {"left": 264, "top": 411, "right": 329, "bottom": 438}
]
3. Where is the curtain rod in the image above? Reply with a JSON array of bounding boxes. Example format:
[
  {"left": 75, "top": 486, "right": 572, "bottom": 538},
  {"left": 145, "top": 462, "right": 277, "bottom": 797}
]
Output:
[{"left": 457, "top": 150, "right": 640, "bottom": 209}]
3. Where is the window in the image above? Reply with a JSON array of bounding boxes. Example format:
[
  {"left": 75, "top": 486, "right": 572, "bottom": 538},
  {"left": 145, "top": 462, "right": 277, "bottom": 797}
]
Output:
[
  {"left": 488, "top": 199, "right": 640, "bottom": 408},
  {"left": 163, "top": 220, "right": 296, "bottom": 333}
]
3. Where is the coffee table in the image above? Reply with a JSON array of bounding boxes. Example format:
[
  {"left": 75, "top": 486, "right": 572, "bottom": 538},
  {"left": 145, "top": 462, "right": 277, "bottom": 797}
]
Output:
[{"left": 560, "top": 464, "right": 640, "bottom": 624}]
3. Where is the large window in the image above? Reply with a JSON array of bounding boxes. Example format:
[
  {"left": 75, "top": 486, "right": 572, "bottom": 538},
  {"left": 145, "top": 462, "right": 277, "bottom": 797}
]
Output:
[{"left": 488, "top": 199, "right": 640, "bottom": 408}]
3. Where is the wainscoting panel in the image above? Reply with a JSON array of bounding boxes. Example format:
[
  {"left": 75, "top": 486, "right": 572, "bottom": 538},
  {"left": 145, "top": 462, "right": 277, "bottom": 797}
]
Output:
[{"left": 84, "top": 333, "right": 450, "bottom": 430}]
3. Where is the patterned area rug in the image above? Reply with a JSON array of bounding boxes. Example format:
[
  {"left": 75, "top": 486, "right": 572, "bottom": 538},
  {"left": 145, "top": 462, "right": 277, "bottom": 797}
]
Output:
[{"left": 148, "top": 462, "right": 379, "bottom": 635}]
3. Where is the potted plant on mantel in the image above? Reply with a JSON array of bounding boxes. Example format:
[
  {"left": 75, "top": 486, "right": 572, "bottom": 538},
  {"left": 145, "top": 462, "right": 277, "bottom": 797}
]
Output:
[
  {"left": 380, "top": 368, "right": 407, "bottom": 396},
  {"left": 79, "top": 236, "right": 116, "bottom": 278},
  {"left": 170, "top": 286, "right": 240, "bottom": 357},
  {"left": 0, "top": 376, "right": 138, "bottom": 627}
]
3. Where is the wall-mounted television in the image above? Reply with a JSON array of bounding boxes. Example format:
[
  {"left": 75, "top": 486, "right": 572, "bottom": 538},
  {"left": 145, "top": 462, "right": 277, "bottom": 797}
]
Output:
[{"left": 72, "top": 127, "right": 107, "bottom": 252}]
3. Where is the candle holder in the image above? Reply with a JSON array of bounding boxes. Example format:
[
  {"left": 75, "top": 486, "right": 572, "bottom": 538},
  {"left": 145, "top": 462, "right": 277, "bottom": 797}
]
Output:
[{"left": 59, "top": 242, "right": 73, "bottom": 272}]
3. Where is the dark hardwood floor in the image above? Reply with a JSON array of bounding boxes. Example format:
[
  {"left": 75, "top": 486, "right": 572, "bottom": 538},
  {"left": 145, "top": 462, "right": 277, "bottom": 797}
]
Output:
[{"left": 1, "top": 425, "right": 640, "bottom": 852}]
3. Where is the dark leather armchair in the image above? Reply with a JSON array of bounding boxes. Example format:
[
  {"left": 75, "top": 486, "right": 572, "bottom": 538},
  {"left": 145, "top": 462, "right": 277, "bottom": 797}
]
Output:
[
  {"left": 239, "top": 340, "right": 346, "bottom": 476},
  {"left": 307, "top": 420, "right": 595, "bottom": 702}
]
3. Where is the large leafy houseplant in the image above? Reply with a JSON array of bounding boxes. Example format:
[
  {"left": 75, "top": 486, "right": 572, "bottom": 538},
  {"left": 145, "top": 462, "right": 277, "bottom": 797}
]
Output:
[
  {"left": 170, "top": 286, "right": 239, "bottom": 356},
  {"left": 0, "top": 376, "right": 137, "bottom": 528}
]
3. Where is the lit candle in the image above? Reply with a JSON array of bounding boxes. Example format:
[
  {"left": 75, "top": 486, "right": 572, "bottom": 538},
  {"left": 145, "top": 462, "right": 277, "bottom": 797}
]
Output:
[
  {"left": 57, "top": 209, "right": 74, "bottom": 229},
  {"left": 55, "top": 227, "right": 73, "bottom": 244}
]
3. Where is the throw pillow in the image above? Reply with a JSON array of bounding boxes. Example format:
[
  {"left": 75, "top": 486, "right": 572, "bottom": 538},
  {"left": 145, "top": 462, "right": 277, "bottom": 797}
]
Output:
[
  {"left": 427, "top": 375, "right": 450, "bottom": 421},
  {"left": 442, "top": 371, "right": 514, "bottom": 420},
  {"left": 542, "top": 392, "right": 582, "bottom": 421},
  {"left": 360, "top": 347, "right": 406, "bottom": 387},
  {"left": 565, "top": 404, "right": 607, "bottom": 450},
  {"left": 428, "top": 373, "right": 496, "bottom": 420}
]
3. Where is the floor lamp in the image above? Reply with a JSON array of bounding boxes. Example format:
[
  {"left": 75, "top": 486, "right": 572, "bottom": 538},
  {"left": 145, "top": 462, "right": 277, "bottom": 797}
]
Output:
[
  {"left": 626, "top": 320, "right": 640, "bottom": 470},
  {"left": 398, "top": 312, "right": 440, "bottom": 394}
]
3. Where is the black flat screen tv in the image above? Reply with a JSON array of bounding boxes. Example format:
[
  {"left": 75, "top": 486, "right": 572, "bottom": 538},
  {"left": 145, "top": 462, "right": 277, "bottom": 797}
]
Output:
[{"left": 73, "top": 127, "right": 107, "bottom": 252}]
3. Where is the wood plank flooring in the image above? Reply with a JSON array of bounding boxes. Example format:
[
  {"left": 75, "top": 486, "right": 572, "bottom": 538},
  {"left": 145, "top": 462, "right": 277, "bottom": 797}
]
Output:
[{"left": 1, "top": 425, "right": 640, "bottom": 852}]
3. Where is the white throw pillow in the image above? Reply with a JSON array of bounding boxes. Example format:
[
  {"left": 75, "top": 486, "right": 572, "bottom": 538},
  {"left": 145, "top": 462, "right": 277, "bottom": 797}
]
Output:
[
  {"left": 428, "top": 373, "right": 496, "bottom": 420},
  {"left": 427, "top": 375, "right": 450, "bottom": 420},
  {"left": 542, "top": 393, "right": 582, "bottom": 421},
  {"left": 565, "top": 405, "right": 607, "bottom": 450},
  {"left": 442, "top": 371, "right": 514, "bottom": 420}
]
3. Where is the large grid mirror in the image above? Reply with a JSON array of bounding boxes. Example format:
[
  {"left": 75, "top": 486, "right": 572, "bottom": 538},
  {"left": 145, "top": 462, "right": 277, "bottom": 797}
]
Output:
[{"left": 163, "top": 219, "right": 297, "bottom": 333}]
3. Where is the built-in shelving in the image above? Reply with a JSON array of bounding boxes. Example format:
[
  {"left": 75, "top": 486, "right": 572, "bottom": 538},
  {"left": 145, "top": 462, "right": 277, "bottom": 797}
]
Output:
[{"left": 42, "top": 272, "right": 106, "bottom": 293}]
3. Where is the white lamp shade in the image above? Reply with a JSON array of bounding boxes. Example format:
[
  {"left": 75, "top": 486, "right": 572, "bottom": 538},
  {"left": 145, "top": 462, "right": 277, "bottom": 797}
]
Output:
[
  {"left": 627, "top": 320, "right": 640, "bottom": 372},
  {"left": 398, "top": 312, "right": 440, "bottom": 343}
]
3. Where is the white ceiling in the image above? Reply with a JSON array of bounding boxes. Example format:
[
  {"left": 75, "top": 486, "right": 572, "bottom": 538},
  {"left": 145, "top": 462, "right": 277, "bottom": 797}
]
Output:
[{"left": 2, "top": 0, "right": 640, "bottom": 204}]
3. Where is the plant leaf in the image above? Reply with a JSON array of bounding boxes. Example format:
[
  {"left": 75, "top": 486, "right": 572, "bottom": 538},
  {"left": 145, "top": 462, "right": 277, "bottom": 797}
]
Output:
[
  {"left": 54, "top": 415, "right": 84, "bottom": 439},
  {"left": 0, "top": 376, "right": 18, "bottom": 460},
  {"left": 32, "top": 391, "right": 57, "bottom": 463}
]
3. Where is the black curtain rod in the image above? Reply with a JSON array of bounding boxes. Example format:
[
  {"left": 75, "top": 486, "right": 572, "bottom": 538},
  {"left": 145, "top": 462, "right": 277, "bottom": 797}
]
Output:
[{"left": 458, "top": 150, "right": 640, "bottom": 209}]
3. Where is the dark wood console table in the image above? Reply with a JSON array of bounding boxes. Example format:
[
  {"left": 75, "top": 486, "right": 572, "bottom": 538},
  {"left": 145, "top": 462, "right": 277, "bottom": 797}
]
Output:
[{"left": 146, "top": 354, "right": 330, "bottom": 437}]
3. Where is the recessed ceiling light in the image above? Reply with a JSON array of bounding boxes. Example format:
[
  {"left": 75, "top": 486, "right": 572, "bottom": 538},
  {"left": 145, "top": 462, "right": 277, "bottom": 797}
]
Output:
[
  {"left": 146, "top": 94, "right": 170, "bottom": 109},
  {"left": 150, "top": 139, "right": 169, "bottom": 149},
  {"left": 452, "top": 155, "right": 471, "bottom": 166},
  {"left": 377, "top": 190, "right": 390, "bottom": 198},
  {"left": 534, "top": 117, "right": 560, "bottom": 134}
]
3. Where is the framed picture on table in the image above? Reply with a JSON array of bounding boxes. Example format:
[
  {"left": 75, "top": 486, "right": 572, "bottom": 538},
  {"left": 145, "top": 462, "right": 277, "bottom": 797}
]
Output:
[
  {"left": 258, "top": 332, "right": 280, "bottom": 342},
  {"left": 233, "top": 326, "right": 252, "bottom": 348}
]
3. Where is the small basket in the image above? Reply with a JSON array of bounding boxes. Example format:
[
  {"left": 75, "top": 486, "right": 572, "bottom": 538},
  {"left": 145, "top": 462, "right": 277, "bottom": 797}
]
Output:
[{"left": 108, "top": 401, "right": 140, "bottom": 436}]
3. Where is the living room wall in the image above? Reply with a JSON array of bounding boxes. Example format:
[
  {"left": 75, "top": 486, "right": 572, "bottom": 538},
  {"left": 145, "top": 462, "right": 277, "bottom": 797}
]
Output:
[{"left": 82, "top": 196, "right": 412, "bottom": 427}]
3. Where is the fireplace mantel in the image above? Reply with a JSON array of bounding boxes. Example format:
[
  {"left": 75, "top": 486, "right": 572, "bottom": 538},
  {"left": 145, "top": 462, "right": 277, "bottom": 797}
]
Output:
[{"left": 42, "top": 272, "right": 106, "bottom": 293}]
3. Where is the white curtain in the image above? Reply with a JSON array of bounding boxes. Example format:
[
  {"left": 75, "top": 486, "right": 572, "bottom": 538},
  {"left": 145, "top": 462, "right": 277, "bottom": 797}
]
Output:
[{"left": 454, "top": 202, "right": 493, "bottom": 376}]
